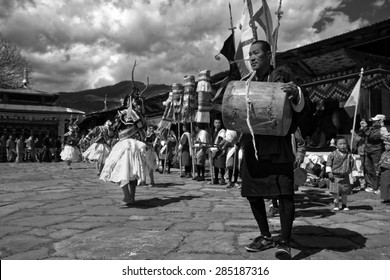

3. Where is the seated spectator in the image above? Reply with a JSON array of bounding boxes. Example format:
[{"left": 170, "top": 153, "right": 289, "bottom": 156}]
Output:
[{"left": 308, "top": 127, "right": 327, "bottom": 148}]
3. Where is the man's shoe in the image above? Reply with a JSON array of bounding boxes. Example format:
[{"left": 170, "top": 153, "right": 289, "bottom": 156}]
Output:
[
  {"left": 226, "top": 182, "right": 234, "bottom": 188},
  {"left": 245, "top": 236, "right": 275, "bottom": 252},
  {"left": 275, "top": 241, "right": 291, "bottom": 260},
  {"left": 365, "top": 187, "right": 374, "bottom": 193},
  {"left": 374, "top": 190, "right": 381, "bottom": 195},
  {"left": 219, "top": 178, "right": 226, "bottom": 185}
]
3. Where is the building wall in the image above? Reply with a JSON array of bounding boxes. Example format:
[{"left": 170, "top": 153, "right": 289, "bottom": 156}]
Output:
[{"left": 0, "top": 111, "right": 72, "bottom": 145}]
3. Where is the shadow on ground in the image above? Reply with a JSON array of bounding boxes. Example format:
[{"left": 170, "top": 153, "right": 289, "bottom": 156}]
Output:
[
  {"left": 152, "top": 182, "right": 185, "bottom": 188},
  {"left": 290, "top": 225, "right": 367, "bottom": 260},
  {"left": 121, "top": 195, "right": 201, "bottom": 209}
]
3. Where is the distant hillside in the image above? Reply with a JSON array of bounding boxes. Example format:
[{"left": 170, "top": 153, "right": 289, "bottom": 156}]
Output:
[{"left": 56, "top": 80, "right": 171, "bottom": 114}]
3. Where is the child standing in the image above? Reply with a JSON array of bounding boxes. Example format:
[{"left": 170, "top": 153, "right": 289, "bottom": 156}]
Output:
[
  {"left": 379, "top": 136, "right": 390, "bottom": 204},
  {"left": 326, "top": 137, "right": 355, "bottom": 211}
]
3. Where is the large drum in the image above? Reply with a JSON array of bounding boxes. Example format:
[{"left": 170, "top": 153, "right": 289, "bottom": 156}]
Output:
[{"left": 222, "top": 81, "right": 292, "bottom": 136}]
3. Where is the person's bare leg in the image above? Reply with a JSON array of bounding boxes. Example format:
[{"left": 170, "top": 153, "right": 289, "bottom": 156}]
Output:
[
  {"left": 129, "top": 180, "right": 137, "bottom": 203},
  {"left": 149, "top": 169, "right": 155, "bottom": 186},
  {"left": 121, "top": 183, "right": 132, "bottom": 205},
  {"left": 97, "top": 161, "right": 104, "bottom": 175}
]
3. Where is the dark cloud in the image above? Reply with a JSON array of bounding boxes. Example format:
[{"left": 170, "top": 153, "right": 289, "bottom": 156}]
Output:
[
  {"left": 1, "top": 0, "right": 388, "bottom": 93},
  {"left": 0, "top": 0, "right": 36, "bottom": 19}
]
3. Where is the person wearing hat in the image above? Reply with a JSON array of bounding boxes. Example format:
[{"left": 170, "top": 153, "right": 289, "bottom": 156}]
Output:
[
  {"left": 379, "top": 135, "right": 390, "bottom": 203},
  {"left": 360, "top": 114, "right": 389, "bottom": 194}
]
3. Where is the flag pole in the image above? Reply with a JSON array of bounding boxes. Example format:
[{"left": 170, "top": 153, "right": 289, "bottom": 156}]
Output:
[
  {"left": 178, "top": 124, "right": 182, "bottom": 177},
  {"left": 229, "top": 3, "right": 236, "bottom": 46},
  {"left": 272, "top": 0, "right": 283, "bottom": 67},
  {"left": 247, "top": 0, "right": 258, "bottom": 40},
  {"left": 350, "top": 68, "right": 364, "bottom": 150}
]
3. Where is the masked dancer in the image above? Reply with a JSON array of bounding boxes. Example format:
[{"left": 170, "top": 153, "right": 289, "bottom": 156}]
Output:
[
  {"left": 82, "top": 120, "right": 114, "bottom": 176},
  {"left": 60, "top": 120, "right": 82, "bottom": 169},
  {"left": 100, "top": 93, "right": 148, "bottom": 207}
]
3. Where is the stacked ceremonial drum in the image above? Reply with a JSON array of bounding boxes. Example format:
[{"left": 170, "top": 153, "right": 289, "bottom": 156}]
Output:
[
  {"left": 172, "top": 83, "right": 183, "bottom": 123},
  {"left": 182, "top": 75, "right": 196, "bottom": 122},
  {"left": 222, "top": 81, "right": 293, "bottom": 136},
  {"left": 195, "top": 70, "right": 212, "bottom": 124}
]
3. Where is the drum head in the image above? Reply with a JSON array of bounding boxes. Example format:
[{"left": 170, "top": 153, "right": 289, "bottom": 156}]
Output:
[{"left": 294, "top": 168, "right": 307, "bottom": 185}]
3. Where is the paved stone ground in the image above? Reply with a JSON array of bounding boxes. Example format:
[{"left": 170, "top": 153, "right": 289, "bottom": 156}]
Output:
[{"left": 0, "top": 161, "right": 389, "bottom": 260}]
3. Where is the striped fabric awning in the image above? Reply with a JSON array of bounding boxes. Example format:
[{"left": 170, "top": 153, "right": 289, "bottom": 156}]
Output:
[{"left": 302, "top": 71, "right": 390, "bottom": 103}]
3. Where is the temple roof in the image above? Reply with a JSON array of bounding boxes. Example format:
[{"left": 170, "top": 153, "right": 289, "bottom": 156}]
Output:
[
  {"left": 0, "top": 87, "right": 59, "bottom": 97},
  {"left": 0, "top": 103, "right": 84, "bottom": 114},
  {"left": 276, "top": 18, "right": 390, "bottom": 84}
]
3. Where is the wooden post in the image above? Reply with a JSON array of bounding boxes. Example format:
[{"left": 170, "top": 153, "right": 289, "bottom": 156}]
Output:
[
  {"left": 191, "top": 122, "right": 196, "bottom": 178},
  {"left": 208, "top": 123, "right": 214, "bottom": 182},
  {"left": 163, "top": 124, "right": 171, "bottom": 174},
  {"left": 178, "top": 124, "right": 182, "bottom": 176}
]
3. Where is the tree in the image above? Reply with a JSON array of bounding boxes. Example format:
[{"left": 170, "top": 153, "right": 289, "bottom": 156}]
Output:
[{"left": 0, "top": 37, "right": 32, "bottom": 89}]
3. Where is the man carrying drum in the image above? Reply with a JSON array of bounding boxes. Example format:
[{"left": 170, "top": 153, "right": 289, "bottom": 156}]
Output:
[{"left": 239, "top": 40, "right": 309, "bottom": 260}]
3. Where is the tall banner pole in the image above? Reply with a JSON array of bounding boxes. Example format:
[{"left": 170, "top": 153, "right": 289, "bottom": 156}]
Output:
[
  {"left": 178, "top": 124, "right": 182, "bottom": 177},
  {"left": 208, "top": 123, "right": 214, "bottom": 183},
  {"left": 247, "top": 0, "right": 258, "bottom": 40},
  {"left": 163, "top": 123, "right": 172, "bottom": 174},
  {"left": 191, "top": 122, "right": 196, "bottom": 178},
  {"left": 229, "top": 2, "right": 236, "bottom": 47}
]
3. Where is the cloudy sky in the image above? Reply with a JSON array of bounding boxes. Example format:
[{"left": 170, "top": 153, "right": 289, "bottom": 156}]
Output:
[{"left": 0, "top": 0, "right": 389, "bottom": 93}]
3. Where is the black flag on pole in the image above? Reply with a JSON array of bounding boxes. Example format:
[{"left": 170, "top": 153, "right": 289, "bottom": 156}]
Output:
[
  {"left": 219, "top": 33, "right": 240, "bottom": 79},
  {"left": 220, "top": 33, "right": 235, "bottom": 62}
]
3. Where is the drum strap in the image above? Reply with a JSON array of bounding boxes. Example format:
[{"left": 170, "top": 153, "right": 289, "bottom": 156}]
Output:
[{"left": 245, "top": 71, "right": 259, "bottom": 160}]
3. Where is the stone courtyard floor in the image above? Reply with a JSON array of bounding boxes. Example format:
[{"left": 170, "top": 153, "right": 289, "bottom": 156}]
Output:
[{"left": 0, "top": 161, "right": 389, "bottom": 260}]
